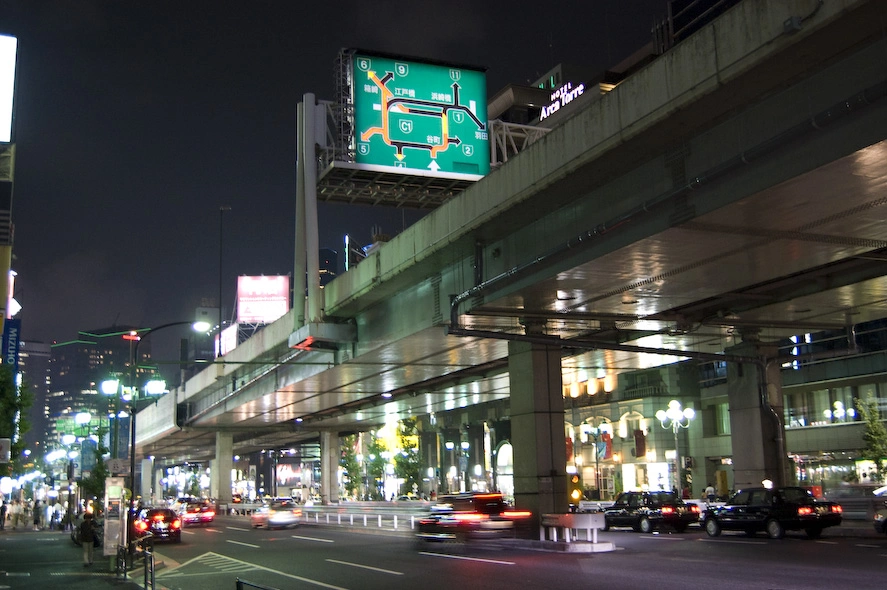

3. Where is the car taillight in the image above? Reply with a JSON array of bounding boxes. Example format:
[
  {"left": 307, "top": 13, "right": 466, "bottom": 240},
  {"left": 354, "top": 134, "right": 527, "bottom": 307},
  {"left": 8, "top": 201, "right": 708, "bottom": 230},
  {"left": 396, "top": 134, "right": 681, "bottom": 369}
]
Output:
[
  {"left": 135, "top": 521, "right": 148, "bottom": 532},
  {"left": 454, "top": 513, "right": 489, "bottom": 522},
  {"left": 661, "top": 506, "right": 674, "bottom": 515},
  {"left": 831, "top": 505, "right": 843, "bottom": 514},
  {"left": 689, "top": 505, "right": 700, "bottom": 514},
  {"left": 293, "top": 509, "right": 302, "bottom": 516},
  {"left": 797, "top": 506, "right": 813, "bottom": 516},
  {"left": 171, "top": 519, "right": 181, "bottom": 529},
  {"left": 502, "top": 510, "right": 532, "bottom": 519},
  {"left": 153, "top": 515, "right": 164, "bottom": 521}
]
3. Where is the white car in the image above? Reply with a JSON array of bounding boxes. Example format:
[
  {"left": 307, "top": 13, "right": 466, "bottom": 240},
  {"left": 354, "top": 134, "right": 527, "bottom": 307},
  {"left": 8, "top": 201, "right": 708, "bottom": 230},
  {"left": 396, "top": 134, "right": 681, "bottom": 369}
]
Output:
[{"left": 250, "top": 500, "right": 302, "bottom": 529}]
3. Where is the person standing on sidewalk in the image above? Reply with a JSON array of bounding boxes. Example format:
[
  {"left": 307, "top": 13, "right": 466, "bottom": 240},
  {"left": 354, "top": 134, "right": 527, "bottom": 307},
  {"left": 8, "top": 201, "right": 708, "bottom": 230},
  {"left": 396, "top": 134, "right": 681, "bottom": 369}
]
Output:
[
  {"left": 10, "top": 499, "right": 22, "bottom": 530},
  {"left": 32, "top": 499, "right": 41, "bottom": 530},
  {"left": 79, "top": 513, "right": 97, "bottom": 566},
  {"left": 0, "top": 499, "right": 6, "bottom": 530}
]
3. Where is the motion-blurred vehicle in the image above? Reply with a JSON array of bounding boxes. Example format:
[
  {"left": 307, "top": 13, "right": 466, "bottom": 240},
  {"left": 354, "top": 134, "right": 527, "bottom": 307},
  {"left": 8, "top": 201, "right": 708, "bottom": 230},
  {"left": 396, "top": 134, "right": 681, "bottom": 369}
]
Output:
[
  {"left": 602, "top": 491, "right": 700, "bottom": 533},
  {"left": 250, "top": 499, "right": 302, "bottom": 529},
  {"left": 180, "top": 501, "right": 215, "bottom": 526},
  {"left": 869, "top": 486, "right": 887, "bottom": 534},
  {"left": 133, "top": 507, "right": 182, "bottom": 543},
  {"left": 416, "top": 492, "right": 532, "bottom": 542},
  {"left": 825, "top": 483, "right": 881, "bottom": 520},
  {"left": 703, "top": 486, "right": 842, "bottom": 539}
]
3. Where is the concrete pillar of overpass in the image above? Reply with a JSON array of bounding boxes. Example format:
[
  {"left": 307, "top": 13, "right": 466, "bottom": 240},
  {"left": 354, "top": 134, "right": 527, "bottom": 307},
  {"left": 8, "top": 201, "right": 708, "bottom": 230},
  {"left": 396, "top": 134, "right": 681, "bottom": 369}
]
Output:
[
  {"left": 212, "top": 431, "right": 234, "bottom": 505},
  {"left": 154, "top": 465, "right": 164, "bottom": 504},
  {"left": 139, "top": 458, "right": 154, "bottom": 504},
  {"left": 725, "top": 333, "right": 789, "bottom": 491},
  {"left": 320, "top": 430, "right": 340, "bottom": 505},
  {"left": 507, "top": 338, "right": 569, "bottom": 531}
]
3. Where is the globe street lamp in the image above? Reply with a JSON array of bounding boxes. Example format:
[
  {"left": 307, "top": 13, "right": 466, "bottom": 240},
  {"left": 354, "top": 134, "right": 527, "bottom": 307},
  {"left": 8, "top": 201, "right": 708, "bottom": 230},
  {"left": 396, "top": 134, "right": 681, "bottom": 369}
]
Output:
[
  {"left": 124, "top": 320, "right": 210, "bottom": 552},
  {"left": 655, "top": 400, "right": 695, "bottom": 493}
]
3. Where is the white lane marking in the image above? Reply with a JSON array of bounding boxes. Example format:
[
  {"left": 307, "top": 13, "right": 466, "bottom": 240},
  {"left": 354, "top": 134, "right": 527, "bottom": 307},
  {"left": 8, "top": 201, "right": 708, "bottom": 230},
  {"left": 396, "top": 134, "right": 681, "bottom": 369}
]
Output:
[
  {"left": 182, "top": 530, "right": 196, "bottom": 535},
  {"left": 856, "top": 543, "right": 880, "bottom": 548},
  {"left": 814, "top": 540, "right": 838, "bottom": 545},
  {"left": 292, "top": 535, "right": 334, "bottom": 543},
  {"left": 226, "top": 539, "right": 260, "bottom": 548},
  {"left": 699, "top": 539, "right": 766, "bottom": 545},
  {"left": 204, "top": 528, "right": 223, "bottom": 534},
  {"left": 326, "top": 559, "right": 403, "bottom": 575},
  {"left": 639, "top": 535, "right": 686, "bottom": 541},
  {"left": 419, "top": 551, "right": 515, "bottom": 565},
  {"left": 158, "top": 551, "right": 348, "bottom": 590},
  {"left": 227, "top": 526, "right": 250, "bottom": 531}
]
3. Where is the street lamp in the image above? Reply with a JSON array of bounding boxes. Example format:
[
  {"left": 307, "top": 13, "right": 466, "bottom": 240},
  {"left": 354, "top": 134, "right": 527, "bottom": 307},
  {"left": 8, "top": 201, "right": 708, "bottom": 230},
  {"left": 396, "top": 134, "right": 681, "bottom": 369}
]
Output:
[
  {"left": 124, "top": 320, "right": 210, "bottom": 551},
  {"left": 655, "top": 400, "right": 695, "bottom": 493}
]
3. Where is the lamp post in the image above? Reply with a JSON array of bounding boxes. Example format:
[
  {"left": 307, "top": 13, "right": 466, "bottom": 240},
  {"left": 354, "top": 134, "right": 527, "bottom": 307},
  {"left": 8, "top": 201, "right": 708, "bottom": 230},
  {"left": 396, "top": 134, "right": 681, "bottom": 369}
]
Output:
[
  {"left": 655, "top": 400, "right": 695, "bottom": 493},
  {"left": 124, "top": 320, "right": 210, "bottom": 551},
  {"left": 219, "top": 204, "right": 231, "bottom": 346}
]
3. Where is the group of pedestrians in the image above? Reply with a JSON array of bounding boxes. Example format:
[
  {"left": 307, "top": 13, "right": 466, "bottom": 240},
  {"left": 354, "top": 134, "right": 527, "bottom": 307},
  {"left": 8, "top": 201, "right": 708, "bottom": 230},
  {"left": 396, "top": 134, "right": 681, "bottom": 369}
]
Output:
[{"left": 0, "top": 498, "right": 65, "bottom": 531}]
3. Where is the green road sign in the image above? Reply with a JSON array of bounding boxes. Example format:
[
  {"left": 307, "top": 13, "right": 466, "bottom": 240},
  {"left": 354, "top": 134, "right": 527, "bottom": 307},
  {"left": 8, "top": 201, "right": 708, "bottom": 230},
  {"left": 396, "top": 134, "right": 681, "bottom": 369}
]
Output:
[{"left": 352, "top": 52, "right": 489, "bottom": 178}]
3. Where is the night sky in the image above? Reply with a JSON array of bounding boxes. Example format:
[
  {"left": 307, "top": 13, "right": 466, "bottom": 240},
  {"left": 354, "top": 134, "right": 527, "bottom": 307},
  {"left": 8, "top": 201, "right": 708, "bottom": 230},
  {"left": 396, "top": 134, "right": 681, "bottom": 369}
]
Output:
[{"left": 0, "top": 0, "right": 665, "bottom": 364}]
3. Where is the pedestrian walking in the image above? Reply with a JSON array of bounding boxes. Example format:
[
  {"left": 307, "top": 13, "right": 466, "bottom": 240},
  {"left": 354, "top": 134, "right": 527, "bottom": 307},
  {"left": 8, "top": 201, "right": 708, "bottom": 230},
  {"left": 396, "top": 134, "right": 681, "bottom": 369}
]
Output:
[
  {"left": 79, "top": 513, "right": 97, "bottom": 566},
  {"left": 32, "top": 499, "right": 41, "bottom": 530},
  {"left": 10, "top": 499, "right": 22, "bottom": 530},
  {"left": 0, "top": 499, "right": 6, "bottom": 530},
  {"left": 705, "top": 483, "right": 716, "bottom": 503}
]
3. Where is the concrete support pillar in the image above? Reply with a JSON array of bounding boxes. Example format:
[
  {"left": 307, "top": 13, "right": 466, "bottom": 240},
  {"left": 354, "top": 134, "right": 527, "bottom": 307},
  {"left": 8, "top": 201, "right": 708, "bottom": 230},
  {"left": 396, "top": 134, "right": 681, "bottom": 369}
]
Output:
[
  {"left": 726, "top": 337, "right": 788, "bottom": 490},
  {"left": 154, "top": 465, "right": 164, "bottom": 505},
  {"left": 212, "top": 431, "right": 234, "bottom": 504},
  {"left": 320, "top": 430, "right": 339, "bottom": 505},
  {"left": 139, "top": 458, "right": 154, "bottom": 505},
  {"left": 508, "top": 339, "right": 568, "bottom": 529}
]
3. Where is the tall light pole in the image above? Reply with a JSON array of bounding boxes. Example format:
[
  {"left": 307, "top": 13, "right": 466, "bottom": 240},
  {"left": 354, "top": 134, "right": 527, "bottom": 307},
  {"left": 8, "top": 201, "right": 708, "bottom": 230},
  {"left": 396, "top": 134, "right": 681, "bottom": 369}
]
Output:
[
  {"left": 124, "top": 320, "right": 210, "bottom": 552},
  {"left": 655, "top": 400, "right": 695, "bottom": 493},
  {"left": 219, "top": 204, "right": 231, "bottom": 348}
]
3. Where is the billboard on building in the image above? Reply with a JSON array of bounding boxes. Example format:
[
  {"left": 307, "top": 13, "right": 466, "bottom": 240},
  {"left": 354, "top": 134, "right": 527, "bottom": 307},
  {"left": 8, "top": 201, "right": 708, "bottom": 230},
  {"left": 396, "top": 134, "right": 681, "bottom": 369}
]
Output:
[
  {"left": 237, "top": 275, "right": 290, "bottom": 324},
  {"left": 0, "top": 34, "right": 16, "bottom": 143},
  {"left": 216, "top": 323, "right": 238, "bottom": 357},
  {"left": 350, "top": 50, "right": 489, "bottom": 179}
]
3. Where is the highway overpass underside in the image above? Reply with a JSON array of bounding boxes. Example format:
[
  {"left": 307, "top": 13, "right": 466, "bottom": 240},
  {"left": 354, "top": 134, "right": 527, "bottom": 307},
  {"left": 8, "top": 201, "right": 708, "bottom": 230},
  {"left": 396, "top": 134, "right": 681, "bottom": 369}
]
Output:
[{"left": 135, "top": 0, "right": 887, "bottom": 520}]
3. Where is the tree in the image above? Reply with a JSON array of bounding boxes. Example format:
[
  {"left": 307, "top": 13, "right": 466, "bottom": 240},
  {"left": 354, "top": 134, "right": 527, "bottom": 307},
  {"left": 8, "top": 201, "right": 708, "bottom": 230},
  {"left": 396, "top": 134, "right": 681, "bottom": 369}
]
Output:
[
  {"left": 0, "top": 364, "right": 33, "bottom": 476},
  {"left": 393, "top": 418, "right": 421, "bottom": 496},
  {"left": 366, "top": 433, "right": 387, "bottom": 500},
  {"left": 80, "top": 424, "right": 110, "bottom": 503},
  {"left": 856, "top": 397, "right": 887, "bottom": 482},
  {"left": 339, "top": 434, "right": 361, "bottom": 499}
]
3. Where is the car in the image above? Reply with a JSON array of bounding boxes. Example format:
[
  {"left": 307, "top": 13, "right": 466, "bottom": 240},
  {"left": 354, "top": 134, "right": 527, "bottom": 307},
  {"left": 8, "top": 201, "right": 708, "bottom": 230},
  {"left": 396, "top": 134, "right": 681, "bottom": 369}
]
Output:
[
  {"left": 250, "top": 499, "right": 302, "bottom": 529},
  {"left": 703, "top": 486, "right": 843, "bottom": 539},
  {"left": 133, "top": 507, "right": 182, "bottom": 544},
  {"left": 416, "top": 492, "right": 532, "bottom": 542},
  {"left": 602, "top": 491, "right": 700, "bottom": 533},
  {"left": 180, "top": 501, "right": 215, "bottom": 526},
  {"left": 870, "top": 487, "right": 887, "bottom": 534},
  {"left": 825, "top": 483, "right": 882, "bottom": 519}
]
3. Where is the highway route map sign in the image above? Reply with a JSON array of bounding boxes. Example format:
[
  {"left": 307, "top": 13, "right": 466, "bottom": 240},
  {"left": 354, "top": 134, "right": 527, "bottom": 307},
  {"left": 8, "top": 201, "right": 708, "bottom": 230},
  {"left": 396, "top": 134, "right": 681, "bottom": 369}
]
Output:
[{"left": 351, "top": 51, "right": 489, "bottom": 179}]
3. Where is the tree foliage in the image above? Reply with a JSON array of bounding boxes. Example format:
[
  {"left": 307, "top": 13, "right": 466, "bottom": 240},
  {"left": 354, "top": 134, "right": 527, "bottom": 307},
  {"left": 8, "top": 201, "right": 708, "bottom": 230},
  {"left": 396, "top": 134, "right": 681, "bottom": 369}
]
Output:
[
  {"left": 339, "top": 434, "right": 361, "bottom": 499},
  {"left": 366, "top": 433, "right": 387, "bottom": 500},
  {"left": 393, "top": 418, "right": 421, "bottom": 496},
  {"left": 0, "top": 364, "right": 33, "bottom": 476},
  {"left": 80, "top": 424, "right": 110, "bottom": 503},
  {"left": 856, "top": 397, "right": 887, "bottom": 482}
]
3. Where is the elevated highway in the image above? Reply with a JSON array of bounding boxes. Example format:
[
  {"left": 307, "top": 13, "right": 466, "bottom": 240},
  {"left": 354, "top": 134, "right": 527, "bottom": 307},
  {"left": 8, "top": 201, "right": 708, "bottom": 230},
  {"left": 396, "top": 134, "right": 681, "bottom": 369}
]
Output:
[{"left": 137, "top": 0, "right": 887, "bottom": 509}]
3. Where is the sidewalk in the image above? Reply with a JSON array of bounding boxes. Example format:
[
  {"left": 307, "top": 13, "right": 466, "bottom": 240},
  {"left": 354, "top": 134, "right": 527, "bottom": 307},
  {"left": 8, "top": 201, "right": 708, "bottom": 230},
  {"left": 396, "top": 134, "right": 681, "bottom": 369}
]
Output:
[{"left": 0, "top": 525, "right": 146, "bottom": 589}]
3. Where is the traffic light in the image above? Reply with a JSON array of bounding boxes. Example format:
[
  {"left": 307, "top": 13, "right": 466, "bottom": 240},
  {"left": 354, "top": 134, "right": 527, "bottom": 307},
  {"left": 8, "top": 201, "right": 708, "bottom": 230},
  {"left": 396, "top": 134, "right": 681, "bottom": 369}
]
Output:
[{"left": 568, "top": 473, "right": 583, "bottom": 503}]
